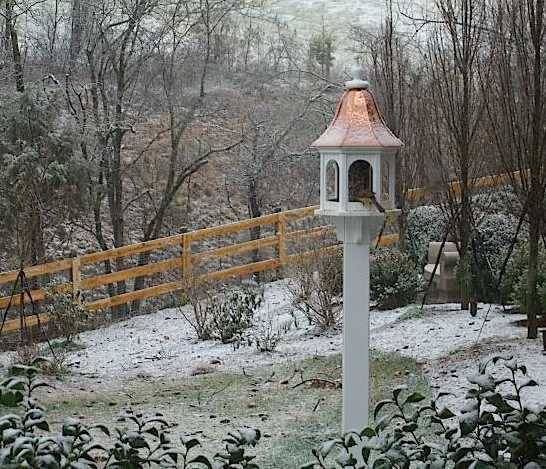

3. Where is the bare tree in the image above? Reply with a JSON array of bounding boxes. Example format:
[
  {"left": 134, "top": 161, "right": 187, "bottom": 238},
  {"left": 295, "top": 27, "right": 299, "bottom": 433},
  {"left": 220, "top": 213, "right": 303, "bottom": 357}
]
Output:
[
  {"left": 422, "top": 0, "right": 489, "bottom": 308},
  {"left": 483, "top": 0, "right": 546, "bottom": 338},
  {"left": 63, "top": 0, "right": 163, "bottom": 310},
  {"left": 2, "top": 0, "right": 25, "bottom": 92},
  {"left": 352, "top": 0, "right": 426, "bottom": 248},
  {"left": 69, "top": 0, "right": 87, "bottom": 70}
]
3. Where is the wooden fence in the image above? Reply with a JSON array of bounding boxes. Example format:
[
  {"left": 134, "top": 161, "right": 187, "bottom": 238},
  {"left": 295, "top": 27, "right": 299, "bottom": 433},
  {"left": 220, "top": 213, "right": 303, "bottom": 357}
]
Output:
[
  {"left": 0, "top": 206, "right": 384, "bottom": 334},
  {"left": 0, "top": 168, "right": 518, "bottom": 335}
]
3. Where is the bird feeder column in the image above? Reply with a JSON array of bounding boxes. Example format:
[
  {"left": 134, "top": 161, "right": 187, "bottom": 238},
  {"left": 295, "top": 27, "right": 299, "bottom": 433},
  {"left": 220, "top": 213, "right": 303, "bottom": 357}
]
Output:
[
  {"left": 332, "top": 215, "right": 384, "bottom": 431},
  {"left": 343, "top": 228, "right": 372, "bottom": 430}
]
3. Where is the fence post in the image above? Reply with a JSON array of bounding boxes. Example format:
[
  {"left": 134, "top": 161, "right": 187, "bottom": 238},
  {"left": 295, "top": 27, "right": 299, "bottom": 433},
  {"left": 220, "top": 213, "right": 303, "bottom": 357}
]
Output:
[
  {"left": 71, "top": 257, "right": 82, "bottom": 303},
  {"left": 278, "top": 213, "right": 288, "bottom": 266},
  {"left": 183, "top": 233, "right": 193, "bottom": 286}
]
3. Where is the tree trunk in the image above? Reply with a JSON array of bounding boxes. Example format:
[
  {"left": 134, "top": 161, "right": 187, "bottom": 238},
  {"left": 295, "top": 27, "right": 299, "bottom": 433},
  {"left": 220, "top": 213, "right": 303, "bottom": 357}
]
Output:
[
  {"left": 459, "top": 180, "right": 471, "bottom": 310},
  {"left": 26, "top": 207, "right": 46, "bottom": 270},
  {"left": 527, "top": 216, "right": 540, "bottom": 339},
  {"left": 5, "top": 0, "right": 24, "bottom": 92},
  {"left": 527, "top": 191, "right": 542, "bottom": 339},
  {"left": 526, "top": 0, "right": 544, "bottom": 340},
  {"left": 69, "top": 0, "right": 85, "bottom": 71},
  {"left": 107, "top": 131, "right": 127, "bottom": 316},
  {"left": 248, "top": 179, "right": 262, "bottom": 276}
]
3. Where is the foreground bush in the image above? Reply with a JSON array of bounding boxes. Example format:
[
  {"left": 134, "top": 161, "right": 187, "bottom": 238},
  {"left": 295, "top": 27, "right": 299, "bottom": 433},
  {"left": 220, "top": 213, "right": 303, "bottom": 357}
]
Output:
[
  {"left": 0, "top": 359, "right": 261, "bottom": 468},
  {"left": 0, "top": 356, "right": 543, "bottom": 468},
  {"left": 305, "top": 356, "right": 545, "bottom": 468},
  {"left": 370, "top": 248, "right": 422, "bottom": 310}
]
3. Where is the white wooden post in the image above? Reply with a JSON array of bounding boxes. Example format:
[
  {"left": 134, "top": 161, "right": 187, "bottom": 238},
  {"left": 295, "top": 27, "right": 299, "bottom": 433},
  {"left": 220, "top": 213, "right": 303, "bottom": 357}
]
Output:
[
  {"left": 332, "top": 215, "right": 382, "bottom": 432},
  {"left": 343, "top": 240, "right": 371, "bottom": 431}
]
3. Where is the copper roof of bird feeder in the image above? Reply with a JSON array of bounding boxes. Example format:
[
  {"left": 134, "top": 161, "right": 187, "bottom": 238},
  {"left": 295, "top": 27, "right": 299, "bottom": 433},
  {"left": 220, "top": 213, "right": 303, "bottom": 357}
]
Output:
[{"left": 312, "top": 79, "right": 403, "bottom": 150}]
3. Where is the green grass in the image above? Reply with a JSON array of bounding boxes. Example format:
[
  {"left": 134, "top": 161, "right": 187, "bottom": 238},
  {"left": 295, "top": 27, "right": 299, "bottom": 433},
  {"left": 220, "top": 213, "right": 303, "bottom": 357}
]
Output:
[
  {"left": 43, "top": 339, "right": 86, "bottom": 354},
  {"left": 397, "top": 305, "right": 427, "bottom": 321},
  {"left": 40, "top": 350, "right": 429, "bottom": 467}
]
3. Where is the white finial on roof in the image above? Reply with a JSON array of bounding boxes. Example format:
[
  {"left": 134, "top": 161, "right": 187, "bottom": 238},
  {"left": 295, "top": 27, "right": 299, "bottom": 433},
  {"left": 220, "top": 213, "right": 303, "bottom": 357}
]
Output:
[{"left": 346, "top": 64, "right": 369, "bottom": 90}]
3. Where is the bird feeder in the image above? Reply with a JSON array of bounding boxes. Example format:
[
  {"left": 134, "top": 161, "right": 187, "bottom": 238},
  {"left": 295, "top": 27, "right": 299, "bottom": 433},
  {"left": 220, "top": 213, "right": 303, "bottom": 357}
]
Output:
[
  {"left": 312, "top": 70, "right": 403, "bottom": 432},
  {"left": 314, "top": 73, "right": 403, "bottom": 233}
]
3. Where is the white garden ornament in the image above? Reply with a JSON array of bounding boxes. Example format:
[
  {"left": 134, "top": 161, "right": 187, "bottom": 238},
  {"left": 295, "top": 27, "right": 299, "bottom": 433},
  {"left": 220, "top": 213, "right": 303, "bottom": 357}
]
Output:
[{"left": 312, "top": 70, "right": 404, "bottom": 432}]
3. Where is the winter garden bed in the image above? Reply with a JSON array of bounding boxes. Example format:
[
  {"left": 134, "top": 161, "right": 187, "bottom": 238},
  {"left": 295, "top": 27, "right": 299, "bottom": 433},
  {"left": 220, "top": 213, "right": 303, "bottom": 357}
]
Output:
[{"left": 0, "top": 279, "right": 544, "bottom": 466}]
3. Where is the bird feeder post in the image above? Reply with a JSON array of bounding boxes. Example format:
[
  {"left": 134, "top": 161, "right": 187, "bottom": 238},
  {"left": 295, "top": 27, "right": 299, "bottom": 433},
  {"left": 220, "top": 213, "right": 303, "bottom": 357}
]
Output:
[{"left": 312, "top": 68, "right": 404, "bottom": 432}]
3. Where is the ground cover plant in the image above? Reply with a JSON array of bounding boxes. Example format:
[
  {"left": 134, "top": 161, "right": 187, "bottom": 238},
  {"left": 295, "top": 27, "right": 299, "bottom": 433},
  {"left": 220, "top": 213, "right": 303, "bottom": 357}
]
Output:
[{"left": 305, "top": 356, "right": 545, "bottom": 468}]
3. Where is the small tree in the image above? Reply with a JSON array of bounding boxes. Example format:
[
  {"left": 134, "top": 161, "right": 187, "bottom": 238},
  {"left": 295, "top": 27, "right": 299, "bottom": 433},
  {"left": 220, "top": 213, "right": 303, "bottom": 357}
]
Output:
[
  {"left": 47, "top": 292, "right": 88, "bottom": 343},
  {"left": 0, "top": 86, "right": 85, "bottom": 267},
  {"left": 308, "top": 24, "right": 335, "bottom": 80}
]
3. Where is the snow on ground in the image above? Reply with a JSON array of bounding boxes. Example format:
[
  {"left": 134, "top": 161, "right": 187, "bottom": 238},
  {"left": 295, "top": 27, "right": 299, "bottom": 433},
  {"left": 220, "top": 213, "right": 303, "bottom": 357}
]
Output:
[{"left": 1, "top": 279, "right": 544, "bottom": 410}]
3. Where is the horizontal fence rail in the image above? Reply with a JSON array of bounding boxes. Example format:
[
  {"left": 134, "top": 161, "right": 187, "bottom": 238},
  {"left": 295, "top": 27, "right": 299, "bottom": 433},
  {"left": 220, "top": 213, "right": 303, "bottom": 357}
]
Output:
[{"left": 0, "top": 169, "right": 519, "bottom": 334}]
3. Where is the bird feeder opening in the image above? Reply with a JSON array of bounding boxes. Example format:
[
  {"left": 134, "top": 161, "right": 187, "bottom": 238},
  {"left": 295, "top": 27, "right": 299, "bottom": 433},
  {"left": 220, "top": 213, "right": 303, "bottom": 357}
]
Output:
[
  {"left": 348, "top": 160, "right": 373, "bottom": 201},
  {"left": 326, "top": 160, "right": 340, "bottom": 202}
]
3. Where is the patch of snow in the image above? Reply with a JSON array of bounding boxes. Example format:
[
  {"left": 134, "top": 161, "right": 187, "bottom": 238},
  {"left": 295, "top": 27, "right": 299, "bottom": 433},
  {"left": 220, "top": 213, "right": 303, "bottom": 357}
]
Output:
[{"left": 0, "top": 279, "right": 543, "bottom": 412}]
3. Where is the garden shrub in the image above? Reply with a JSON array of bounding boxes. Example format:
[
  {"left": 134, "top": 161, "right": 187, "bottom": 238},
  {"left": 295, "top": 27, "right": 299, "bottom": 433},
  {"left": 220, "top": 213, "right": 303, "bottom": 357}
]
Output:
[
  {"left": 46, "top": 292, "right": 88, "bottom": 343},
  {"left": 473, "top": 187, "right": 522, "bottom": 219},
  {"left": 208, "top": 289, "right": 263, "bottom": 344},
  {"left": 404, "top": 202, "right": 523, "bottom": 304},
  {"left": 304, "top": 355, "right": 546, "bottom": 468},
  {"left": 404, "top": 205, "right": 448, "bottom": 267},
  {"left": 475, "top": 213, "right": 520, "bottom": 277},
  {"left": 370, "top": 247, "right": 422, "bottom": 310},
  {"left": 505, "top": 244, "right": 546, "bottom": 314},
  {"left": 180, "top": 286, "right": 263, "bottom": 343},
  {"left": 286, "top": 247, "right": 343, "bottom": 330},
  {"left": 500, "top": 243, "right": 529, "bottom": 306}
]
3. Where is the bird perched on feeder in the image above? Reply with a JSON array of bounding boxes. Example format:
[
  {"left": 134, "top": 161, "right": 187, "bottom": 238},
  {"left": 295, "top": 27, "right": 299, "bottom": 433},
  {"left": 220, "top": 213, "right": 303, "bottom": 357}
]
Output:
[{"left": 351, "top": 191, "right": 386, "bottom": 213}]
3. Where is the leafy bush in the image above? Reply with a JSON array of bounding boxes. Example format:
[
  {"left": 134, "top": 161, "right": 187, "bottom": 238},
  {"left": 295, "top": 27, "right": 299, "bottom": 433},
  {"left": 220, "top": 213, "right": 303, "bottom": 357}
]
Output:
[
  {"left": 500, "top": 243, "right": 530, "bottom": 306},
  {"left": 404, "top": 205, "right": 448, "bottom": 267},
  {"left": 0, "top": 359, "right": 262, "bottom": 468},
  {"left": 47, "top": 292, "right": 88, "bottom": 343},
  {"left": 475, "top": 213, "right": 520, "bottom": 276},
  {"left": 465, "top": 212, "right": 522, "bottom": 303},
  {"left": 208, "top": 290, "right": 263, "bottom": 344},
  {"left": 181, "top": 286, "right": 262, "bottom": 344},
  {"left": 503, "top": 243, "right": 546, "bottom": 313},
  {"left": 370, "top": 248, "right": 422, "bottom": 310},
  {"left": 473, "top": 187, "right": 522, "bottom": 220},
  {"left": 286, "top": 248, "right": 343, "bottom": 330},
  {"left": 304, "top": 356, "right": 545, "bottom": 468}
]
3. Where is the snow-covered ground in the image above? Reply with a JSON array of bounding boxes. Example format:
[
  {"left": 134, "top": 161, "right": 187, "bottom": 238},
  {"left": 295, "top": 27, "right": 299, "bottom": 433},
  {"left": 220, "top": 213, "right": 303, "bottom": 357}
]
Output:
[{"left": 1, "top": 279, "right": 543, "bottom": 411}]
